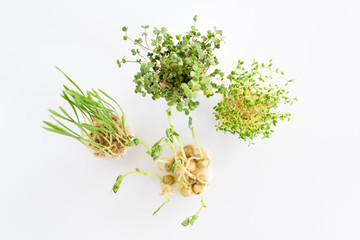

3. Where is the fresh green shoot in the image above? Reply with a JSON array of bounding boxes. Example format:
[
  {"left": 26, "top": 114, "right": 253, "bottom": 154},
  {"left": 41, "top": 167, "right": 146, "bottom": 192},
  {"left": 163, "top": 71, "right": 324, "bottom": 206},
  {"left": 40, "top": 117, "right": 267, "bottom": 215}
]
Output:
[
  {"left": 152, "top": 194, "right": 170, "bottom": 215},
  {"left": 126, "top": 135, "right": 151, "bottom": 154},
  {"left": 112, "top": 168, "right": 162, "bottom": 193},
  {"left": 182, "top": 188, "right": 207, "bottom": 227},
  {"left": 112, "top": 168, "right": 171, "bottom": 215},
  {"left": 188, "top": 117, "right": 202, "bottom": 158},
  {"left": 146, "top": 107, "right": 197, "bottom": 178},
  {"left": 43, "top": 67, "right": 132, "bottom": 158},
  {"left": 214, "top": 60, "right": 297, "bottom": 144},
  {"left": 118, "top": 16, "right": 225, "bottom": 114}
]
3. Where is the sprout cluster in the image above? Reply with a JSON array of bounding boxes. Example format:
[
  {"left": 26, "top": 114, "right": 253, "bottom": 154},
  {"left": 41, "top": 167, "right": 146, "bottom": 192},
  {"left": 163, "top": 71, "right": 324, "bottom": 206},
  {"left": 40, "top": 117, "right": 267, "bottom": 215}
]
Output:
[
  {"left": 161, "top": 145, "right": 212, "bottom": 197},
  {"left": 119, "top": 15, "right": 225, "bottom": 114},
  {"left": 214, "top": 60, "right": 297, "bottom": 143},
  {"left": 112, "top": 110, "right": 210, "bottom": 226},
  {"left": 43, "top": 68, "right": 132, "bottom": 159}
]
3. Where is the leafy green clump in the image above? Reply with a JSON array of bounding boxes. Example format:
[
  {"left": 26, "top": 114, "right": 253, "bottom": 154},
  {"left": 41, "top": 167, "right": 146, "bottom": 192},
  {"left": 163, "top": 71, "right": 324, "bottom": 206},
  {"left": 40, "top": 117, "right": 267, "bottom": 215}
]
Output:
[
  {"left": 43, "top": 67, "right": 132, "bottom": 159},
  {"left": 214, "top": 60, "right": 297, "bottom": 144},
  {"left": 118, "top": 15, "right": 225, "bottom": 114}
]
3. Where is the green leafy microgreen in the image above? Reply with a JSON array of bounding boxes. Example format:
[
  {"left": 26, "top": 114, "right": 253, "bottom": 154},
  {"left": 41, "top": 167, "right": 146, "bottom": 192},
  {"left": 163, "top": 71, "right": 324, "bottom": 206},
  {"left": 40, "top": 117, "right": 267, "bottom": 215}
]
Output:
[
  {"left": 213, "top": 60, "right": 297, "bottom": 143},
  {"left": 150, "top": 137, "right": 166, "bottom": 161},
  {"left": 119, "top": 16, "right": 224, "bottom": 114}
]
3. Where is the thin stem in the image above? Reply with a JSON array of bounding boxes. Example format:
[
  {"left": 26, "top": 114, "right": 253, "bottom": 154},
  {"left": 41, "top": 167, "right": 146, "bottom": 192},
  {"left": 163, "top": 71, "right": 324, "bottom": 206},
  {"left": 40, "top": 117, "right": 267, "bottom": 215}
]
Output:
[
  {"left": 152, "top": 194, "right": 170, "bottom": 215},
  {"left": 175, "top": 135, "right": 187, "bottom": 159},
  {"left": 196, "top": 188, "right": 207, "bottom": 215},
  {"left": 125, "top": 35, "right": 152, "bottom": 52},
  {"left": 139, "top": 140, "right": 151, "bottom": 154},
  {"left": 137, "top": 51, "right": 149, "bottom": 62},
  {"left": 125, "top": 60, "right": 145, "bottom": 64},
  {"left": 189, "top": 125, "right": 203, "bottom": 158},
  {"left": 123, "top": 169, "right": 161, "bottom": 180},
  {"left": 144, "top": 29, "right": 151, "bottom": 50},
  {"left": 169, "top": 143, "right": 194, "bottom": 178},
  {"left": 167, "top": 106, "right": 187, "bottom": 159}
]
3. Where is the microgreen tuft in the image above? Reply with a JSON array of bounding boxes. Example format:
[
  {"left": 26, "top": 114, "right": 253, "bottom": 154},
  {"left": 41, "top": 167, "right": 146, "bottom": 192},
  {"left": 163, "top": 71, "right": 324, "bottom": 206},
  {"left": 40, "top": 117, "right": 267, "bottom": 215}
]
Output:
[
  {"left": 118, "top": 16, "right": 225, "bottom": 114},
  {"left": 214, "top": 60, "right": 297, "bottom": 143}
]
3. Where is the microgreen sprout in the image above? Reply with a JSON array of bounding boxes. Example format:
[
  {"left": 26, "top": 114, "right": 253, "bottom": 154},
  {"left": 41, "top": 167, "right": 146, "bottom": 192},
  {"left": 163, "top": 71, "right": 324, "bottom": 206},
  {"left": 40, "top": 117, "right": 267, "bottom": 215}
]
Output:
[
  {"left": 43, "top": 67, "right": 133, "bottom": 159},
  {"left": 118, "top": 16, "right": 225, "bottom": 114},
  {"left": 112, "top": 168, "right": 170, "bottom": 215},
  {"left": 112, "top": 106, "right": 212, "bottom": 225},
  {"left": 112, "top": 168, "right": 162, "bottom": 193},
  {"left": 151, "top": 107, "right": 212, "bottom": 222},
  {"left": 182, "top": 188, "right": 207, "bottom": 227},
  {"left": 214, "top": 60, "right": 297, "bottom": 144}
]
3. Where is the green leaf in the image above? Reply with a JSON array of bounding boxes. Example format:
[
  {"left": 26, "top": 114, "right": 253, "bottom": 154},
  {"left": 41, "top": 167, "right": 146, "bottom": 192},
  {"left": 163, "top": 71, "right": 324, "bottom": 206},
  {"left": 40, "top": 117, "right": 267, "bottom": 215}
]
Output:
[
  {"left": 48, "top": 109, "right": 70, "bottom": 122},
  {"left": 112, "top": 175, "right": 123, "bottom": 193},
  {"left": 182, "top": 217, "right": 190, "bottom": 226},
  {"left": 126, "top": 138, "right": 140, "bottom": 147},
  {"left": 188, "top": 117, "right": 193, "bottom": 129},
  {"left": 172, "top": 161, "right": 178, "bottom": 173},
  {"left": 181, "top": 214, "right": 198, "bottom": 227},
  {"left": 151, "top": 142, "right": 162, "bottom": 161},
  {"left": 189, "top": 215, "right": 198, "bottom": 225},
  {"left": 153, "top": 27, "right": 160, "bottom": 35},
  {"left": 165, "top": 128, "right": 174, "bottom": 143},
  {"left": 56, "top": 67, "right": 84, "bottom": 95}
]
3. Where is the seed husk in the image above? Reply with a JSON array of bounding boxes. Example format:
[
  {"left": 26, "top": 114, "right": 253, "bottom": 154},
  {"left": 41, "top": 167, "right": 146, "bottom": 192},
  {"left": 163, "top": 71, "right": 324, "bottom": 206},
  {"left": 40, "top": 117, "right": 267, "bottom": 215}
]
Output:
[
  {"left": 184, "top": 145, "right": 194, "bottom": 158},
  {"left": 180, "top": 187, "right": 192, "bottom": 197},
  {"left": 198, "top": 173, "right": 210, "bottom": 183},
  {"left": 164, "top": 159, "right": 174, "bottom": 172},
  {"left": 192, "top": 183, "right": 205, "bottom": 195},
  {"left": 173, "top": 166, "right": 183, "bottom": 181},
  {"left": 162, "top": 175, "right": 175, "bottom": 185},
  {"left": 196, "top": 158, "right": 210, "bottom": 169}
]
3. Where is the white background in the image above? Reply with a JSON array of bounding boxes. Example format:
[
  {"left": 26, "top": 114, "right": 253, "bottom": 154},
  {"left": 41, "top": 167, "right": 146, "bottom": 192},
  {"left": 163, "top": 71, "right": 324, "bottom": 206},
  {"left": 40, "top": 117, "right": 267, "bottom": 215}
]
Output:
[{"left": 1, "top": 0, "right": 360, "bottom": 239}]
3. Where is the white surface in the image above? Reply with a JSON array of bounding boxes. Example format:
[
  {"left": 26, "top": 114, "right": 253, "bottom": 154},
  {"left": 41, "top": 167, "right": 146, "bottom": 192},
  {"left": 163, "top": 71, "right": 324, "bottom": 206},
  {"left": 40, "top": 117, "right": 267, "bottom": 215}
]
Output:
[{"left": 1, "top": 0, "right": 360, "bottom": 239}]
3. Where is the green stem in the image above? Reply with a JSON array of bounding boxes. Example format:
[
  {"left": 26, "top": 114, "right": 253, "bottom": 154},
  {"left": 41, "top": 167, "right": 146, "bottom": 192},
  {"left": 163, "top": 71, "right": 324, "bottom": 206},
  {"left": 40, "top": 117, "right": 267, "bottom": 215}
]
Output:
[
  {"left": 197, "top": 190, "right": 207, "bottom": 215},
  {"left": 190, "top": 126, "right": 203, "bottom": 158},
  {"left": 152, "top": 194, "right": 170, "bottom": 215},
  {"left": 123, "top": 168, "right": 162, "bottom": 181},
  {"left": 139, "top": 140, "right": 151, "bottom": 154},
  {"left": 167, "top": 106, "right": 187, "bottom": 159},
  {"left": 169, "top": 144, "right": 194, "bottom": 177}
]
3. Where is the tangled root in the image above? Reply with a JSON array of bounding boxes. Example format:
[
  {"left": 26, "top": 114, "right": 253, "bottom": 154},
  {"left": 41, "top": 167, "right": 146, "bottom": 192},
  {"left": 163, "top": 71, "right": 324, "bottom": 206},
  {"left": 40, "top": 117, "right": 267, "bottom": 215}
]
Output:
[
  {"left": 88, "top": 115, "right": 132, "bottom": 159},
  {"left": 160, "top": 145, "right": 212, "bottom": 197}
]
